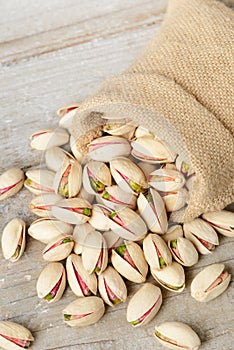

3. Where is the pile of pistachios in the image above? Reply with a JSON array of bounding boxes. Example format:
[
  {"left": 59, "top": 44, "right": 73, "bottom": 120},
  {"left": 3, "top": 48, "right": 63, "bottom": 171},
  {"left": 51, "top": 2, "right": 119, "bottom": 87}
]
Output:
[{"left": 0, "top": 103, "right": 233, "bottom": 350}]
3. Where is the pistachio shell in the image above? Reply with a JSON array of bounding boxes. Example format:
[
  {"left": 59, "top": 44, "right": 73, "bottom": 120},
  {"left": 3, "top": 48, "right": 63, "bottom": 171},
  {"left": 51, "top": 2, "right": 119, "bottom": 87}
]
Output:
[
  {"left": 134, "top": 126, "right": 155, "bottom": 138},
  {"left": 168, "top": 237, "right": 199, "bottom": 267},
  {"left": 137, "top": 189, "right": 168, "bottom": 234},
  {"left": 42, "top": 234, "right": 74, "bottom": 261},
  {"left": 28, "top": 218, "right": 73, "bottom": 243},
  {"left": 109, "top": 207, "right": 147, "bottom": 241},
  {"left": 151, "top": 261, "right": 185, "bottom": 293},
  {"left": 137, "top": 162, "right": 159, "bottom": 180},
  {"left": 143, "top": 233, "right": 172, "bottom": 269},
  {"left": 154, "top": 322, "right": 201, "bottom": 350},
  {"left": 161, "top": 188, "right": 189, "bottom": 212},
  {"left": 202, "top": 210, "right": 234, "bottom": 237},
  {"left": 45, "top": 147, "right": 75, "bottom": 172},
  {"left": 176, "top": 154, "right": 194, "bottom": 177},
  {"left": 24, "top": 169, "right": 55, "bottom": 195},
  {"left": 1, "top": 218, "right": 26, "bottom": 262},
  {"left": 102, "top": 230, "right": 124, "bottom": 252},
  {"left": 83, "top": 160, "right": 112, "bottom": 195},
  {"left": 70, "top": 135, "right": 84, "bottom": 162},
  {"left": 111, "top": 241, "right": 148, "bottom": 283},
  {"left": 82, "top": 230, "right": 108, "bottom": 275},
  {"left": 63, "top": 296, "right": 105, "bottom": 327},
  {"left": 88, "top": 136, "right": 131, "bottom": 162},
  {"left": 104, "top": 119, "right": 137, "bottom": 138},
  {"left": 30, "top": 128, "right": 69, "bottom": 150},
  {"left": 0, "top": 168, "right": 24, "bottom": 201},
  {"left": 73, "top": 223, "right": 95, "bottom": 255},
  {"left": 149, "top": 169, "right": 185, "bottom": 192},
  {"left": 127, "top": 283, "right": 162, "bottom": 327},
  {"left": 51, "top": 198, "right": 92, "bottom": 225},
  {"left": 36, "top": 262, "right": 66, "bottom": 303},
  {"left": 162, "top": 225, "right": 184, "bottom": 243},
  {"left": 191, "top": 263, "right": 231, "bottom": 302},
  {"left": 29, "top": 193, "right": 62, "bottom": 217},
  {"left": 66, "top": 254, "right": 97, "bottom": 297},
  {"left": 0, "top": 321, "right": 34, "bottom": 350},
  {"left": 57, "top": 103, "right": 80, "bottom": 129},
  {"left": 183, "top": 218, "right": 219, "bottom": 254},
  {"left": 97, "top": 185, "right": 137, "bottom": 210},
  {"left": 98, "top": 266, "right": 127, "bottom": 306},
  {"left": 78, "top": 186, "right": 94, "bottom": 203},
  {"left": 110, "top": 157, "right": 148, "bottom": 194},
  {"left": 89, "top": 204, "right": 111, "bottom": 231}
]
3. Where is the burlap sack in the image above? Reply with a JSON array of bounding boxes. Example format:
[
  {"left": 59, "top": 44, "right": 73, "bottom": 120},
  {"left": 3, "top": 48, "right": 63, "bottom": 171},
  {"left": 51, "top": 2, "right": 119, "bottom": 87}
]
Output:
[{"left": 69, "top": 0, "right": 234, "bottom": 223}]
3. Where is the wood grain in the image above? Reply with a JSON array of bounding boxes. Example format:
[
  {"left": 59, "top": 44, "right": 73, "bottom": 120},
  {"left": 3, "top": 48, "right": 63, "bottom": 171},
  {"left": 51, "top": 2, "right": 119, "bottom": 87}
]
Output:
[{"left": 0, "top": 1, "right": 233, "bottom": 349}]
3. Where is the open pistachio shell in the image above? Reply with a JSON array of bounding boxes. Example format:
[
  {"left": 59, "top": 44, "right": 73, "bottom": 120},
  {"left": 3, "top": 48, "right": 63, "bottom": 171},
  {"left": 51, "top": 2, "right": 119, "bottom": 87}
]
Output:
[
  {"left": 110, "top": 157, "right": 148, "bottom": 194},
  {"left": 37, "top": 262, "right": 66, "bottom": 303},
  {"left": 42, "top": 234, "right": 74, "bottom": 261},
  {"left": 78, "top": 186, "right": 94, "bottom": 203},
  {"left": 28, "top": 218, "right": 73, "bottom": 243},
  {"left": 154, "top": 322, "right": 201, "bottom": 350},
  {"left": 0, "top": 321, "right": 34, "bottom": 350},
  {"left": 73, "top": 223, "right": 95, "bottom": 255},
  {"left": 66, "top": 254, "right": 97, "bottom": 297},
  {"left": 98, "top": 266, "right": 127, "bottom": 307},
  {"left": 137, "top": 188, "right": 168, "bottom": 234},
  {"left": 149, "top": 168, "right": 185, "bottom": 192},
  {"left": 57, "top": 103, "right": 80, "bottom": 129},
  {"left": 109, "top": 207, "right": 147, "bottom": 241},
  {"left": 162, "top": 225, "right": 184, "bottom": 243},
  {"left": 151, "top": 261, "right": 185, "bottom": 293},
  {"left": 175, "top": 154, "right": 194, "bottom": 177},
  {"left": 1, "top": 218, "right": 26, "bottom": 262},
  {"left": 51, "top": 198, "right": 92, "bottom": 225},
  {"left": 83, "top": 160, "right": 112, "bottom": 195},
  {"left": 88, "top": 136, "right": 131, "bottom": 162},
  {"left": 191, "top": 263, "right": 231, "bottom": 302},
  {"left": 89, "top": 204, "right": 111, "bottom": 231},
  {"left": 29, "top": 193, "right": 62, "bottom": 217},
  {"left": 134, "top": 126, "right": 155, "bottom": 139},
  {"left": 53, "top": 159, "right": 82, "bottom": 198},
  {"left": 30, "top": 128, "right": 69, "bottom": 150},
  {"left": 63, "top": 296, "right": 105, "bottom": 327},
  {"left": 127, "top": 283, "right": 162, "bottom": 327},
  {"left": 103, "top": 230, "right": 124, "bottom": 252},
  {"left": 97, "top": 185, "right": 137, "bottom": 210},
  {"left": 183, "top": 218, "right": 219, "bottom": 254},
  {"left": 45, "top": 147, "right": 75, "bottom": 172},
  {"left": 202, "top": 210, "right": 234, "bottom": 237},
  {"left": 143, "top": 233, "right": 172, "bottom": 269},
  {"left": 0, "top": 168, "right": 24, "bottom": 201},
  {"left": 137, "top": 162, "right": 159, "bottom": 180},
  {"left": 161, "top": 188, "right": 189, "bottom": 212},
  {"left": 70, "top": 135, "right": 84, "bottom": 162},
  {"left": 111, "top": 241, "right": 148, "bottom": 283},
  {"left": 168, "top": 237, "right": 199, "bottom": 267},
  {"left": 104, "top": 118, "right": 137, "bottom": 138},
  {"left": 82, "top": 230, "right": 108, "bottom": 275},
  {"left": 24, "top": 169, "right": 55, "bottom": 195}
]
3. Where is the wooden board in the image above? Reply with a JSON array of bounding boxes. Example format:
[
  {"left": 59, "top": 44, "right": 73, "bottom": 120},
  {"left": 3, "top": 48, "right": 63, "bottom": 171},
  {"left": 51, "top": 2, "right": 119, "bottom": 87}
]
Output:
[{"left": 0, "top": 1, "right": 233, "bottom": 349}]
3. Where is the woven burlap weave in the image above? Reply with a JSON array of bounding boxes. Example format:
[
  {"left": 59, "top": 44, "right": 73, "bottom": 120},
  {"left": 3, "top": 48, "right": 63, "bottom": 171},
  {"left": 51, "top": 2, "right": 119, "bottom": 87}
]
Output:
[{"left": 69, "top": 0, "right": 234, "bottom": 223}]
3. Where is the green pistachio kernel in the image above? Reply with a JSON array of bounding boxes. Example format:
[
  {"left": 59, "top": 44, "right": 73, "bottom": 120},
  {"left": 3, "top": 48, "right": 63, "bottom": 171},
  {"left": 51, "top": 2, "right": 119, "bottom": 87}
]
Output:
[{"left": 115, "top": 244, "right": 127, "bottom": 257}]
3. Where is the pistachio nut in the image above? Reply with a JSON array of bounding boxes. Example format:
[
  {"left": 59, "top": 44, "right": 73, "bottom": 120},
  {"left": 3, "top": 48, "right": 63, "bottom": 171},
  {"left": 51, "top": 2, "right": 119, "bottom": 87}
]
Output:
[
  {"left": 111, "top": 240, "right": 148, "bottom": 283},
  {"left": 168, "top": 237, "right": 199, "bottom": 267},
  {"left": 63, "top": 296, "right": 105, "bottom": 327},
  {"left": 127, "top": 283, "right": 162, "bottom": 327},
  {"left": 131, "top": 136, "right": 176, "bottom": 163},
  {"left": 154, "top": 322, "right": 201, "bottom": 350},
  {"left": 161, "top": 188, "right": 189, "bottom": 212},
  {"left": 53, "top": 158, "right": 82, "bottom": 198},
  {"left": 163, "top": 225, "right": 184, "bottom": 243},
  {"left": 51, "top": 198, "right": 92, "bottom": 225},
  {"left": 0, "top": 320, "right": 34, "bottom": 350},
  {"left": 0, "top": 168, "right": 24, "bottom": 201},
  {"left": 88, "top": 136, "right": 131, "bottom": 162},
  {"left": 151, "top": 261, "right": 185, "bottom": 293},
  {"left": 36, "top": 262, "right": 66, "bottom": 303},
  {"left": 108, "top": 207, "right": 147, "bottom": 241},
  {"left": 57, "top": 103, "right": 80, "bottom": 129},
  {"left": 143, "top": 233, "right": 172, "bottom": 269},
  {"left": 24, "top": 169, "right": 55, "bottom": 195},
  {"left": 45, "top": 146, "right": 75, "bottom": 172},
  {"left": 183, "top": 218, "right": 219, "bottom": 254},
  {"left": 137, "top": 188, "right": 168, "bottom": 234},
  {"left": 70, "top": 135, "right": 83, "bottom": 162},
  {"left": 202, "top": 210, "right": 234, "bottom": 237},
  {"left": 97, "top": 185, "right": 137, "bottom": 210},
  {"left": 28, "top": 217, "right": 73, "bottom": 244},
  {"left": 137, "top": 162, "right": 159, "bottom": 180},
  {"left": 134, "top": 126, "right": 156, "bottom": 139},
  {"left": 82, "top": 230, "right": 108, "bottom": 275},
  {"left": 89, "top": 204, "right": 111, "bottom": 231},
  {"left": 176, "top": 154, "right": 194, "bottom": 177},
  {"left": 73, "top": 223, "right": 95, "bottom": 255},
  {"left": 149, "top": 168, "right": 185, "bottom": 192},
  {"left": 29, "top": 193, "right": 62, "bottom": 217},
  {"left": 98, "top": 266, "right": 127, "bottom": 306},
  {"left": 78, "top": 186, "right": 94, "bottom": 203},
  {"left": 42, "top": 234, "right": 74, "bottom": 261},
  {"left": 1, "top": 218, "right": 26, "bottom": 262},
  {"left": 103, "top": 230, "right": 124, "bottom": 253},
  {"left": 103, "top": 118, "right": 137, "bottom": 138},
  {"left": 191, "top": 263, "right": 231, "bottom": 302},
  {"left": 66, "top": 254, "right": 97, "bottom": 297},
  {"left": 110, "top": 157, "right": 148, "bottom": 195},
  {"left": 30, "top": 128, "right": 69, "bottom": 150},
  {"left": 83, "top": 160, "right": 112, "bottom": 195}
]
